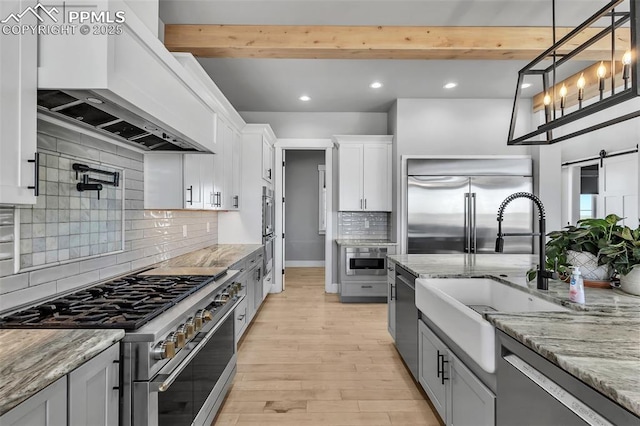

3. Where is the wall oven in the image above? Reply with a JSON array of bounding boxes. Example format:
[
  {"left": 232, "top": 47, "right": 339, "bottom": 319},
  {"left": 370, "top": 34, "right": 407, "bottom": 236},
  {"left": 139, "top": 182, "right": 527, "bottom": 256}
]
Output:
[
  {"left": 262, "top": 186, "right": 274, "bottom": 237},
  {"left": 345, "top": 247, "right": 388, "bottom": 276}
]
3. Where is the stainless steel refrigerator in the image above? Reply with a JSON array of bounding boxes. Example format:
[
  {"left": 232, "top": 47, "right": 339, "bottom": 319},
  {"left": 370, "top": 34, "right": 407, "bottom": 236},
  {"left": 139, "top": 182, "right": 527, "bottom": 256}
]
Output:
[{"left": 407, "top": 158, "right": 533, "bottom": 254}]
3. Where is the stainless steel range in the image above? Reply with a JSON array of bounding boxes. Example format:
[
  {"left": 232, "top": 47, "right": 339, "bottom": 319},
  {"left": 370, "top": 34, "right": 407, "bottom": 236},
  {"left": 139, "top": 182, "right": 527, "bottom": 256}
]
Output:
[{"left": 0, "top": 269, "right": 242, "bottom": 426}]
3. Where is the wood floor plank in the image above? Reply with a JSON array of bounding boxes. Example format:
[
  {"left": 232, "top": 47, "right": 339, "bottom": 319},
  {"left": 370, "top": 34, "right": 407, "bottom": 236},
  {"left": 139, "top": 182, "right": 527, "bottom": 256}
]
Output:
[{"left": 213, "top": 267, "right": 440, "bottom": 425}]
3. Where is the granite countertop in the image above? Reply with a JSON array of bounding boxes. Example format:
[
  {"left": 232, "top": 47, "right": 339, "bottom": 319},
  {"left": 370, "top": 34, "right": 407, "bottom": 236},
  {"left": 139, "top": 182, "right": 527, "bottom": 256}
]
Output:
[
  {"left": 0, "top": 329, "right": 125, "bottom": 416},
  {"left": 145, "top": 243, "right": 263, "bottom": 274},
  {"left": 335, "top": 239, "right": 398, "bottom": 246},
  {"left": 389, "top": 253, "right": 640, "bottom": 416}
]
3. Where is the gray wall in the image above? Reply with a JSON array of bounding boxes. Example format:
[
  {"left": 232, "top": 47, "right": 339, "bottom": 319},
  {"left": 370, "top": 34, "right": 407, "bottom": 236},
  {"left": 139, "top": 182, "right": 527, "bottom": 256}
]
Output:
[
  {"left": 285, "top": 150, "right": 325, "bottom": 263},
  {"left": 240, "top": 111, "right": 388, "bottom": 138}
]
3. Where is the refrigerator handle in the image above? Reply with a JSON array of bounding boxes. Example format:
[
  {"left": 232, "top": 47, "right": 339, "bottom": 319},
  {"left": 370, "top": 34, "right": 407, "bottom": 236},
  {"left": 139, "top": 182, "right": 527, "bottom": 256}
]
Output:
[
  {"left": 471, "top": 193, "right": 477, "bottom": 253},
  {"left": 464, "top": 193, "right": 470, "bottom": 253}
]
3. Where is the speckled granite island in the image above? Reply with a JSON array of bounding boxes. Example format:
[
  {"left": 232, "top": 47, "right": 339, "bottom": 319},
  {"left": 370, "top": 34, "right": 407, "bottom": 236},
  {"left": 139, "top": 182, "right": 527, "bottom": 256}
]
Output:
[
  {"left": 388, "top": 253, "right": 640, "bottom": 417},
  {"left": 0, "top": 329, "right": 124, "bottom": 416}
]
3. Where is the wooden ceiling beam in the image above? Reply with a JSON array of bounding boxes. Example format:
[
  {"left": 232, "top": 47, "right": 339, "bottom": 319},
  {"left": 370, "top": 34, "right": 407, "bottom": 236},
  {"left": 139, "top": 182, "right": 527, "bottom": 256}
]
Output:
[
  {"left": 532, "top": 61, "right": 624, "bottom": 112},
  {"left": 164, "top": 25, "right": 630, "bottom": 60}
]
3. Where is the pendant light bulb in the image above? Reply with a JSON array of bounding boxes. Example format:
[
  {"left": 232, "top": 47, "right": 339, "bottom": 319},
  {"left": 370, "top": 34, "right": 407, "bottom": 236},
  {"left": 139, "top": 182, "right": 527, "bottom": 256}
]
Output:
[
  {"left": 577, "top": 74, "right": 586, "bottom": 90},
  {"left": 543, "top": 93, "right": 551, "bottom": 106},
  {"left": 559, "top": 84, "right": 568, "bottom": 98},
  {"left": 623, "top": 50, "right": 632, "bottom": 66},
  {"left": 597, "top": 61, "right": 607, "bottom": 79}
]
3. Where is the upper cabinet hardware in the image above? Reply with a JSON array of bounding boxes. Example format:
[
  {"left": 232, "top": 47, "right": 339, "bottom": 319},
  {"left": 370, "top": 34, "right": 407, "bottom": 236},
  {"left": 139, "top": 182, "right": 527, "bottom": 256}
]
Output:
[
  {"left": 73, "top": 163, "right": 120, "bottom": 187},
  {"left": 27, "top": 153, "right": 40, "bottom": 196},
  {"left": 76, "top": 175, "right": 103, "bottom": 199}
]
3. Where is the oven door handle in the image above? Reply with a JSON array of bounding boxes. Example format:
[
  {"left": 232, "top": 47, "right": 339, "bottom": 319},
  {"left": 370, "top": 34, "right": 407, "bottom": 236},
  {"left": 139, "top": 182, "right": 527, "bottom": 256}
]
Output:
[{"left": 150, "top": 295, "right": 245, "bottom": 393}]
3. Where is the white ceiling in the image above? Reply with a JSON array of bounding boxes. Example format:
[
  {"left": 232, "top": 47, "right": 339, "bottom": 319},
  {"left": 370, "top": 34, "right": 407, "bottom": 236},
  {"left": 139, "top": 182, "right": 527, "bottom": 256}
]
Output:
[{"left": 158, "top": 0, "right": 611, "bottom": 113}]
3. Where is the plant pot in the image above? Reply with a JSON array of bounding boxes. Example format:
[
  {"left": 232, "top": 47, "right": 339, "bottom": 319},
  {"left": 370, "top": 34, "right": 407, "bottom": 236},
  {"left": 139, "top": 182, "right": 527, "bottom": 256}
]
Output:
[
  {"left": 620, "top": 264, "right": 640, "bottom": 296},
  {"left": 566, "top": 250, "right": 612, "bottom": 281}
]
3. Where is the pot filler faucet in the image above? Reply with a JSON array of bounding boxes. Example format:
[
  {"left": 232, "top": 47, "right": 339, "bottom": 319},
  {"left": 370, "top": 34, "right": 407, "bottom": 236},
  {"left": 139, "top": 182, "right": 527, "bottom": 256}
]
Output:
[{"left": 495, "top": 192, "right": 555, "bottom": 290}]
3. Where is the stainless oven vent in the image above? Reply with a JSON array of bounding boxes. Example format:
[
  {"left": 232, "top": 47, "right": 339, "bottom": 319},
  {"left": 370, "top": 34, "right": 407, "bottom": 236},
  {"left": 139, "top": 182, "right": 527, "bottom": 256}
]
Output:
[{"left": 37, "top": 90, "right": 200, "bottom": 152}]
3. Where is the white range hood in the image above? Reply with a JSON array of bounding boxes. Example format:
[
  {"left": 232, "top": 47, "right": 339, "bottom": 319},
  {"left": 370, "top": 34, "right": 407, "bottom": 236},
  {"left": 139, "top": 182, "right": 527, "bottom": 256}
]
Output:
[{"left": 36, "top": 0, "right": 217, "bottom": 153}]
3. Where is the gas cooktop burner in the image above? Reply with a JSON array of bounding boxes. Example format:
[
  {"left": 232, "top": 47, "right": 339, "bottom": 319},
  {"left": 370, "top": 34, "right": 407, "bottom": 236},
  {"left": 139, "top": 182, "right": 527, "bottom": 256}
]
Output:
[{"left": 0, "top": 275, "right": 219, "bottom": 330}]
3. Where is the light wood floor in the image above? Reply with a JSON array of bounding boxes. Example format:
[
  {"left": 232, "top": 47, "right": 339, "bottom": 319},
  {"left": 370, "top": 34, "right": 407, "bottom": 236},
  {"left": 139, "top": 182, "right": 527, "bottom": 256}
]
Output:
[{"left": 213, "top": 267, "right": 441, "bottom": 425}]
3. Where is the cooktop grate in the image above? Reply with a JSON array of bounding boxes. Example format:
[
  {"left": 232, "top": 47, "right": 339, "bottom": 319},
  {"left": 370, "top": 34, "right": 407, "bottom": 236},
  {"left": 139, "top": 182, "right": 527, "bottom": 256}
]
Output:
[{"left": 0, "top": 275, "right": 218, "bottom": 330}]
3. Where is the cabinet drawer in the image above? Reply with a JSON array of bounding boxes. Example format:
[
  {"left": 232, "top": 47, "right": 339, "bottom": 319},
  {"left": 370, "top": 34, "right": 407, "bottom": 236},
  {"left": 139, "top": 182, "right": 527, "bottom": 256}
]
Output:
[
  {"left": 234, "top": 298, "right": 248, "bottom": 339},
  {"left": 341, "top": 281, "right": 387, "bottom": 297}
]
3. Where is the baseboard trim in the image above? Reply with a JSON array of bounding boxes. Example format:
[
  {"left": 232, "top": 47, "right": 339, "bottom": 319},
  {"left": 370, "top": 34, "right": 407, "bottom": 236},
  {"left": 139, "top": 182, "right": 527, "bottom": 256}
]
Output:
[{"left": 285, "top": 261, "right": 325, "bottom": 267}]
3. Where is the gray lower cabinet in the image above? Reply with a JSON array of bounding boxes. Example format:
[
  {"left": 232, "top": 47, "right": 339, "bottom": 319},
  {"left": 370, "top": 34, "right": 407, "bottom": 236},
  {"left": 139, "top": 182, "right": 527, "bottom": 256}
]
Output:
[
  {"left": 0, "top": 376, "right": 67, "bottom": 426},
  {"left": 449, "top": 352, "right": 495, "bottom": 426},
  {"left": 68, "top": 343, "right": 120, "bottom": 426},
  {"left": 418, "top": 320, "right": 448, "bottom": 423},
  {"left": 233, "top": 251, "right": 265, "bottom": 342},
  {"left": 234, "top": 295, "right": 248, "bottom": 341},
  {"left": 387, "top": 260, "right": 396, "bottom": 339},
  {"left": 418, "top": 319, "right": 495, "bottom": 426}
]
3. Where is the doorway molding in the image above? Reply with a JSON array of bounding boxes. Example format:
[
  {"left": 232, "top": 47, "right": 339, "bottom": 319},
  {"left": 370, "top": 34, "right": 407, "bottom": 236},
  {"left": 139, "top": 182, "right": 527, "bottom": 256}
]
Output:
[{"left": 274, "top": 139, "right": 335, "bottom": 293}]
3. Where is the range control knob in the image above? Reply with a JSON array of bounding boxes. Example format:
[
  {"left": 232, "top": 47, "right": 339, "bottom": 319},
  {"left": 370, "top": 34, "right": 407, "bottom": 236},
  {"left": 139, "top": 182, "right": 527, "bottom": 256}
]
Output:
[
  {"left": 187, "top": 316, "right": 202, "bottom": 332},
  {"left": 152, "top": 340, "right": 176, "bottom": 360},
  {"left": 166, "top": 331, "right": 185, "bottom": 349},
  {"left": 196, "top": 309, "right": 213, "bottom": 323},
  {"left": 177, "top": 323, "right": 195, "bottom": 340}
]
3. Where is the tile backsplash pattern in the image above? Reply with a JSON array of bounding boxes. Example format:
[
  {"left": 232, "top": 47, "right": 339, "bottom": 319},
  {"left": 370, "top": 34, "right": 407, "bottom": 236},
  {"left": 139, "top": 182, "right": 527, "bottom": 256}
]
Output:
[
  {"left": 19, "top": 153, "right": 123, "bottom": 270},
  {"left": 0, "top": 209, "right": 14, "bottom": 270},
  {"left": 0, "top": 121, "right": 218, "bottom": 313},
  {"left": 338, "top": 212, "right": 390, "bottom": 239}
]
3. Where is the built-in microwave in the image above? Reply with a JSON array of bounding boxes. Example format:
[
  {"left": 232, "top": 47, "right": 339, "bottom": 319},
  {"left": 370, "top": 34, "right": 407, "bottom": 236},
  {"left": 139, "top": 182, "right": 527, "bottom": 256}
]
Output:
[{"left": 345, "top": 247, "right": 388, "bottom": 277}]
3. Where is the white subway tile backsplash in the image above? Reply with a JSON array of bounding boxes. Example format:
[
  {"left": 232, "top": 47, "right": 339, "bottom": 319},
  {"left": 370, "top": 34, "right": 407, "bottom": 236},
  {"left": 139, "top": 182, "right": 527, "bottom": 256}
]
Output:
[
  {"left": 98, "top": 262, "right": 132, "bottom": 280},
  {"left": 0, "top": 124, "right": 219, "bottom": 312},
  {"left": 57, "top": 270, "right": 100, "bottom": 293},
  {"left": 0, "top": 274, "right": 29, "bottom": 294},
  {"left": 29, "top": 262, "right": 79, "bottom": 286},
  {"left": 0, "top": 281, "right": 57, "bottom": 312}
]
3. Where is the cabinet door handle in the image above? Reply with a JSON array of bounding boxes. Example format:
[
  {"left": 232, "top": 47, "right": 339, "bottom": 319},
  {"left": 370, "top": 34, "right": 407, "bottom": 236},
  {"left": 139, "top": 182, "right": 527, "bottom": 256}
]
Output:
[
  {"left": 361, "top": 285, "right": 373, "bottom": 288},
  {"left": 390, "top": 283, "right": 395, "bottom": 300},
  {"left": 437, "top": 351, "right": 449, "bottom": 384},
  {"left": 215, "top": 192, "right": 222, "bottom": 207},
  {"left": 186, "top": 185, "right": 193, "bottom": 205},
  {"left": 268, "top": 168, "right": 272, "bottom": 179},
  {"left": 360, "top": 199, "right": 363, "bottom": 209},
  {"left": 233, "top": 195, "right": 239, "bottom": 208},
  {"left": 27, "top": 153, "right": 40, "bottom": 196},
  {"left": 365, "top": 199, "right": 367, "bottom": 209}
]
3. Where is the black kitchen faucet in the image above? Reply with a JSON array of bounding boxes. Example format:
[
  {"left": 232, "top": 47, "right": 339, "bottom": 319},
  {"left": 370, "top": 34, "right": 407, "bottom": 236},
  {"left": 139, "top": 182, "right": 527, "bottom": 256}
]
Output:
[{"left": 495, "top": 192, "right": 555, "bottom": 290}]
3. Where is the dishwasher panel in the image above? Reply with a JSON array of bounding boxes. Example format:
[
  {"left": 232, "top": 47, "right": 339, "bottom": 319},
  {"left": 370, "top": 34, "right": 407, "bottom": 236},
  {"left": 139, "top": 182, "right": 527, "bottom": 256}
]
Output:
[{"left": 395, "top": 266, "right": 418, "bottom": 380}]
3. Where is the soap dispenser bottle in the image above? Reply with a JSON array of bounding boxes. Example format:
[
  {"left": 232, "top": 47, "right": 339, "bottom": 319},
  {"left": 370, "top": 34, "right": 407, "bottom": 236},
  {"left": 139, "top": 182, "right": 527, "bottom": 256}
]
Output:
[{"left": 569, "top": 266, "right": 585, "bottom": 304}]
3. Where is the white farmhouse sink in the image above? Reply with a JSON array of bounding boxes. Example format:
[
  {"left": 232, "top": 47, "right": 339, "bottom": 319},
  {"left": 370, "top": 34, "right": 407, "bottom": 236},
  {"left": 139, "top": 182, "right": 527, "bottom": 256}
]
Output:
[{"left": 415, "top": 278, "right": 569, "bottom": 374}]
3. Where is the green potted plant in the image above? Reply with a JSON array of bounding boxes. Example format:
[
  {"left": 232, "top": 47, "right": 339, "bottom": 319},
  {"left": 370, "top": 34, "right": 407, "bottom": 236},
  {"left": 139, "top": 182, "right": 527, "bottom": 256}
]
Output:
[
  {"left": 598, "top": 224, "right": 640, "bottom": 296},
  {"left": 528, "top": 214, "right": 622, "bottom": 283}
]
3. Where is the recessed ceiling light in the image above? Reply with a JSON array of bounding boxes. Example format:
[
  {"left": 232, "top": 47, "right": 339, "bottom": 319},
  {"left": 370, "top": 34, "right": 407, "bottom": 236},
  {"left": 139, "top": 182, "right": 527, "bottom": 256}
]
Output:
[
  {"left": 443, "top": 82, "right": 457, "bottom": 89},
  {"left": 299, "top": 95, "right": 311, "bottom": 102},
  {"left": 521, "top": 83, "right": 532, "bottom": 89},
  {"left": 86, "top": 97, "right": 104, "bottom": 104},
  {"left": 370, "top": 81, "right": 383, "bottom": 89}
]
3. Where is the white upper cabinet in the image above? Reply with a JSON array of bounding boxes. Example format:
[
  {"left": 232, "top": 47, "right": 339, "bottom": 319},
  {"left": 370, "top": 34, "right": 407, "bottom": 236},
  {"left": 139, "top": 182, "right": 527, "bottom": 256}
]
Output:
[
  {"left": 262, "top": 136, "right": 274, "bottom": 183},
  {"left": 231, "top": 129, "right": 243, "bottom": 209},
  {"left": 334, "top": 135, "right": 393, "bottom": 212},
  {"left": 144, "top": 153, "right": 216, "bottom": 210},
  {"left": 0, "top": 0, "right": 38, "bottom": 205}
]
